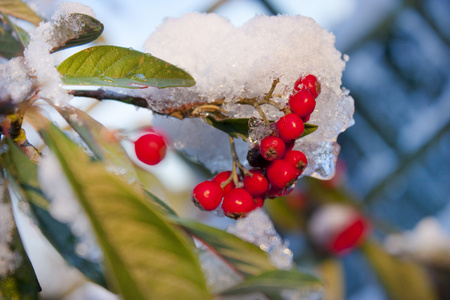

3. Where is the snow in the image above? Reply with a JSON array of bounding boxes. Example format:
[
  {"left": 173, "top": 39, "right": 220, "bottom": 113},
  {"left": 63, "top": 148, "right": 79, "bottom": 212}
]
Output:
[
  {"left": 144, "top": 13, "right": 354, "bottom": 179},
  {"left": 384, "top": 217, "right": 450, "bottom": 267}
]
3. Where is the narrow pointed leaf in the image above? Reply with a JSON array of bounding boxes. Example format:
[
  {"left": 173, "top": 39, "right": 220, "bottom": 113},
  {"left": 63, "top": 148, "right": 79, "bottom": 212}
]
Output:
[
  {"left": 362, "top": 241, "right": 438, "bottom": 300},
  {"left": 27, "top": 112, "right": 209, "bottom": 299},
  {"left": 1, "top": 12, "right": 30, "bottom": 49},
  {"left": 50, "top": 13, "right": 103, "bottom": 53},
  {"left": 0, "top": 0, "right": 43, "bottom": 25},
  {"left": 206, "top": 117, "right": 318, "bottom": 141},
  {"left": 55, "top": 105, "right": 141, "bottom": 191},
  {"left": 172, "top": 217, "right": 276, "bottom": 277},
  {"left": 0, "top": 183, "right": 40, "bottom": 299},
  {"left": 0, "top": 23, "right": 22, "bottom": 58},
  {"left": 1, "top": 139, "right": 108, "bottom": 288},
  {"left": 218, "top": 269, "right": 321, "bottom": 296},
  {"left": 57, "top": 45, "right": 195, "bottom": 89}
]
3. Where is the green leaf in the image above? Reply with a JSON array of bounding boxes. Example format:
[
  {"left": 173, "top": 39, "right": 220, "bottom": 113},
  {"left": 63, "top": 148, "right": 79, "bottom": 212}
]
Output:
[
  {"left": 171, "top": 217, "right": 276, "bottom": 277},
  {"left": 0, "top": 0, "right": 43, "bottom": 26},
  {"left": 51, "top": 13, "right": 103, "bottom": 53},
  {"left": 1, "top": 139, "right": 108, "bottom": 288},
  {"left": 57, "top": 45, "right": 196, "bottom": 89},
  {"left": 206, "top": 117, "right": 318, "bottom": 141},
  {"left": 206, "top": 117, "right": 249, "bottom": 140},
  {"left": 0, "top": 22, "right": 23, "bottom": 58},
  {"left": 54, "top": 105, "right": 141, "bottom": 192},
  {"left": 218, "top": 269, "right": 321, "bottom": 296},
  {"left": 1, "top": 11, "right": 30, "bottom": 49},
  {"left": 316, "top": 259, "right": 344, "bottom": 300},
  {"left": 0, "top": 183, "right": 40, "bottom": 300},
  {"left": 28, "top": 112, "right": 209, "bottom": 299},
  {"left": 301, "top": 123, "right": 318, "bottom": 138},
  {"left": 362, "top": 241, "right": 438, "bottom": 300}
]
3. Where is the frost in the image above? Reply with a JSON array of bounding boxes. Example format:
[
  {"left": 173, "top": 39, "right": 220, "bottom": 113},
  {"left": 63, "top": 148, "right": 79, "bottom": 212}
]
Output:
[
  {"left": 51, "top": 2, "right": 96, "bottom": 20},
  {"left": 145, "top": 13, "right": 354, "bottom": 179},
  {"left": 38, "top": 153, "right": 102, "bottom": 262},
  {"left": 0, "top": 57, "right": 35, "bottom": 104},
  {"left": 384, "top": 217, "right": 450, "bottom": 267}
]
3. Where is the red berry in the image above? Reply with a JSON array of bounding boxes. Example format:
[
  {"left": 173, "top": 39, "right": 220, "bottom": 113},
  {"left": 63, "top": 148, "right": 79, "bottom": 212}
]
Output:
[
  {"left": 293, "top": 74, "right": 321, "bottom": 98},
  {"left": 213, "top": 171, "right": 235, "bottom": 194},
  {"left": 254, "top": 197, "right": 265, "bottom": 208},
  {"left": 192, "top": 181, "right": 224, "bottom": 211},
  {"left": 222, "top": 188, "right": 256, "bottom": 219},
  {"left": 243, "top": 169, "right": 269, "bottom": 197},
  {"left": 308, "top": 204, "right": 370, "bottom": 256},
  {"left": 276, "top": 113, "right": 305, "bottom": 142},
  {"left": 266, "top": 160, "right": 299, "bottom": 190},
  {"left": 288, "top": 90, "right": 316, "bottom": 118},
  {"left": 260, "top": 136, "right": 286, "bottom": 161},
  {"left": 134, "top": 133, "right": 167, "bottom": 165},
  {"left": 284, "top": 150, "right": 308, "bottom": 175}
]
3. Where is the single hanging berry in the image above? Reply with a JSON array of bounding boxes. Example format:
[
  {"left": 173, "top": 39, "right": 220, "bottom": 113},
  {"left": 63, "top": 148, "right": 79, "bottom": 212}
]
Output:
[
  {"left": 192, "top": 181, "right": 224, "bottom": 211},
  {"left": 266, "top": 159, "right": 299, "bottom": 190},
  {"left": 134, "top": 132, "right": 167, "bottom": 165},
  {"left": 293, "top": 74, "right": 321, "bottom": 98}
]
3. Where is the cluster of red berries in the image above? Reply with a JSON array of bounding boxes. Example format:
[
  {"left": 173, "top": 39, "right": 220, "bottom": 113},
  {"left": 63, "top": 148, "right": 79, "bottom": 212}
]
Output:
[
  {"left": 134, "top": 129, "right": 168, "bottom": 165},
  {"left": 192, "top": 74, "right": 321, "bottom": 219}
]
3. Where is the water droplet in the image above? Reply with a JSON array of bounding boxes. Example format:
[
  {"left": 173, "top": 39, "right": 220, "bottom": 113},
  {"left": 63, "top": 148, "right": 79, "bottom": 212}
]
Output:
[{"left": 130, "top": 73, "right": 147, "bottom": 82}]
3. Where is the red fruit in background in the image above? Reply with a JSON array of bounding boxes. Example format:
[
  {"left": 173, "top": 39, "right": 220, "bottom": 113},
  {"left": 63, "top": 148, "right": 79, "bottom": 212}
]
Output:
[
  {"left": 285, "top": 189, "right": 307, "bottom": 211},
  {"left": 222, "top": 188, "right": 256, "bottom": 219},
  {"left": 307, "top": 204, "right": 370, "bottom": 256},
  {"left": 266, "top": 159, "right": 299, "bottom": 190},
  {"left": 260, "top": 136, "right": 286, "bottom": 161},
  {"left": 284, "top": 150, "right": 308, "bottom": 175},
  {"left": 293, "top": 74, "right": 321, "bottom": 98},
  {"left": 192, "top": 181, "right": 224, "bottom": 211},
  {"left": 288, "top": 90, "right": 316, "bottom": 118},
  {"left": 276, "top": 113, "right": 305, "bottom": 142},
  {"left": 213, "top": 171, "right": 235, "bottom": 194},
  {"left": 134, "top": 132, "right": 167, "bottom": 165},
  {"left": 243, "top": 169, "right": 269, "bottom": 197}
]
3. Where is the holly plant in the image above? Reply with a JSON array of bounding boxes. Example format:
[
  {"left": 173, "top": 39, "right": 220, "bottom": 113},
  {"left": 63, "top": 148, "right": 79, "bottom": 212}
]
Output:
[{"left": 0, "top": 2, "right": 322, "bottom": 299}]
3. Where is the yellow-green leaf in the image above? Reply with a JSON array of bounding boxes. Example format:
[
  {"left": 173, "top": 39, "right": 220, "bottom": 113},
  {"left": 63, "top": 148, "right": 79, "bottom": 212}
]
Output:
[
  {"left": 0, "top": 0, "right": 43, "bottom": 26},
  {"left": 362, "top": 241, "right": 438, "bottom": 300},
  {"left": 27, "top": 111, "right": 209, "bottom": 300},
  {"left": 57, "top": 45, "right": 195, "bottom": 89}
]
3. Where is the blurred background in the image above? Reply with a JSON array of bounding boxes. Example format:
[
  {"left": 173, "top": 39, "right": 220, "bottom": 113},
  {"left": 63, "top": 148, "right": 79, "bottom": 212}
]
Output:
[{"left": 20, "top": 0, "right": 450, "bottom": 299}]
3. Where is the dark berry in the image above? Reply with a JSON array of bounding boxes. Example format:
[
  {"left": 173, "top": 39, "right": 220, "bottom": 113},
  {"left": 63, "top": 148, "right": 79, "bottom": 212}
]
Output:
[
  {"left": 276, "top": 113, "right": 305, "bottom": 142},
  {"left": 134, "top": 132, "right": 167, "bottom": 165},
  {"left": 260, "top": 136, "right": 286, "bottom": 161},
  {"left": 192, "top": 181, "right": 224, "bottom": 211},
  {"left": 266, "top": 159, "right": 299, "bottom": 190},
  {"left": 288, "top": 90, "right": 316, "bottom": 118},
  {"left": 247, "top": 145, "right": 271, "bottom": 168},
  {"left": 293, "top": 74, "right": 321, "bottom": 98},
  {"left": 243, "top": 169, "right": 269, "bottom": 197},
  {"left": 222, "top": 188, "right": 256, "bottom": 219}
]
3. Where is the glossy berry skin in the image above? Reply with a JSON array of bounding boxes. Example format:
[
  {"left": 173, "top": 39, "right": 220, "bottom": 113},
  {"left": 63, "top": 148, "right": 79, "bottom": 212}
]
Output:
[
  {"left": 134, "top": 133, "right": 167, "bottom": 165},
  {"left": 260, "top": 136, "right": 286, "bottom": 161},
  {"left": 266, "top": 159, "right": 299, "bottom": 190},
  {"left": 213, "top": 171, "right": 235, "bottom": 194},
  {"left": 293, "top": 74, "right": 321, "bottom": 98},
  {"left": 284, "top": 150, "right": 308, "bottom": 175},
  {"left": 276, "top": 113, "right": 305, "bottom": 142},
  {"left": 222, "top": 188, "right": 256, "bottom": 219},
  {"left": 243, "top": 169, "right": 269, "bottom": 197},
  {"left": 254, "top": 197, "right": 265, "bottom": 208},
  {"left": 288, "top": 90, "right": 316, "bottom": 118},
  {"left": 192, "top": 181, "right": 224, "bottom": 211}
]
